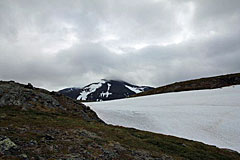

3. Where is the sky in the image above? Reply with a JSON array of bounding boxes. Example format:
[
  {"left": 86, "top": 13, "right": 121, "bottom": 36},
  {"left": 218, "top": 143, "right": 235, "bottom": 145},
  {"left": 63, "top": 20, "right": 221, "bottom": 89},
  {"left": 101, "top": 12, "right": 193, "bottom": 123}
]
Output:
[{"left": 0, "top": 0, "right": 240, "bottom": 91}]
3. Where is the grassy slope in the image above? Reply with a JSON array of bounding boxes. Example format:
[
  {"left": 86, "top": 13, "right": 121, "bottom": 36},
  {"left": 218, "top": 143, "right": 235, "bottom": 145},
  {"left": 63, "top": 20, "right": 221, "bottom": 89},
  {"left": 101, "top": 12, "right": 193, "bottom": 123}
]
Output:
[
  {"left": 133, "top": 73, "right": 240, "bottom": 97},
  {"left": 1, "top": 106, "right": 240, "bottom": 160}
]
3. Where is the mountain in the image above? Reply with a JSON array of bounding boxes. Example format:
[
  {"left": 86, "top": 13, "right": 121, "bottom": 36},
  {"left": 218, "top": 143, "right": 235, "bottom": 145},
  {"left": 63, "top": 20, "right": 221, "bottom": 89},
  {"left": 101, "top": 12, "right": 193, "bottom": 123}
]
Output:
[
  {"left": 59, "top": 79, "right": 154, "bottom": 101},
  {"left": 1, "top": 80, "right": 240, "bottom": 159},
  {"left": 133, "top": 72, "right": 240, "bottom": 97}
]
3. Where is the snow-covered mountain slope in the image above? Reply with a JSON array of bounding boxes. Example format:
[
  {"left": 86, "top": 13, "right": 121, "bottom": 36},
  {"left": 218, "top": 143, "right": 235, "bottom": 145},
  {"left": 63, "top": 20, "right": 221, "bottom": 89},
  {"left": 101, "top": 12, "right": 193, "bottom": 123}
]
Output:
[
  {"left": 59, "top": 79, "right": 154, "bottom": 101},
  {"left": 85, "top": 86, "right": 240, "bottom": 152}
]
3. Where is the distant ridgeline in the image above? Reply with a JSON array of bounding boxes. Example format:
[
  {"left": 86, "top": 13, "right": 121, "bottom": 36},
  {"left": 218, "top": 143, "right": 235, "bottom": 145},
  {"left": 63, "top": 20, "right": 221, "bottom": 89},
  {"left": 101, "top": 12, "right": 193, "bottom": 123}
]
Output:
[
  {"left": 59, "top": 79, "right": 154, "bottom": 101},
  {"left": 133, "top": 73, "right": 240, "bottom": 97}
]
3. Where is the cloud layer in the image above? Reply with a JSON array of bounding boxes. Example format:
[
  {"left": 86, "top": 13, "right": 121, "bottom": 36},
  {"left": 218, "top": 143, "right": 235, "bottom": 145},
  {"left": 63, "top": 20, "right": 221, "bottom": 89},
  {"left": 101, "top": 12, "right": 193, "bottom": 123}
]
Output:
[{"left": 0, "top": 0, "right": 240, "bottom": 90}]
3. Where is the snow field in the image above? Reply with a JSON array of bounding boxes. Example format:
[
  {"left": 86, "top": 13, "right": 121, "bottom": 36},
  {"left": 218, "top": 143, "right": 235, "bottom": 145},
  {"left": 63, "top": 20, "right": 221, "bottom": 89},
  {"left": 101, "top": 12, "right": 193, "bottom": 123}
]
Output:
[{"left": 85, "top": 86, "right": 240, "bottom": 152}]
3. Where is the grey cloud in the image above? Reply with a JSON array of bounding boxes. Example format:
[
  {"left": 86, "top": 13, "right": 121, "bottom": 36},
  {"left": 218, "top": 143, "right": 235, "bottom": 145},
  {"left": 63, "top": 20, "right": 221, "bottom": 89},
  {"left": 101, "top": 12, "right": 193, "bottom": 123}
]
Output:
[
  {"left": 0, "top": 0, "right": 239, "bottom": 90},
  {"left": 194, "top": 0, "right": 240, "bottom": 19}
]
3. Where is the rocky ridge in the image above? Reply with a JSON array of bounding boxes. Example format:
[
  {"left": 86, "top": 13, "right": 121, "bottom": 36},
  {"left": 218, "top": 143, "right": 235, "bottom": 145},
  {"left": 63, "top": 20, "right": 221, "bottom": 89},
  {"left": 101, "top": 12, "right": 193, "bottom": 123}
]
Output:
[
  {"left": 0, "top": 81, "right": 102, "bottom": 123},
  {"left": 134, "top": 73, "right": 240, "bottom": 97}
]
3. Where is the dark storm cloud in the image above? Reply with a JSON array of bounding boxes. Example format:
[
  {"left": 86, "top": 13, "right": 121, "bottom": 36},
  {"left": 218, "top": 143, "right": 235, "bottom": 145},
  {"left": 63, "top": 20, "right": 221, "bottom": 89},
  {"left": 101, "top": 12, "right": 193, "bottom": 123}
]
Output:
[{"left": 0, "top": 0, "right": 240, "bottom": 90}]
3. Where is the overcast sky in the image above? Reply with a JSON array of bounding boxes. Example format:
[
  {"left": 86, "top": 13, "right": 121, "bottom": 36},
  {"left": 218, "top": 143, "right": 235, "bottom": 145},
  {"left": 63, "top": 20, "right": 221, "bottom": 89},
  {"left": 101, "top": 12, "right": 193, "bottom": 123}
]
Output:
[{"left": 0, "top": 0, "right": 240, "bottom": 90}]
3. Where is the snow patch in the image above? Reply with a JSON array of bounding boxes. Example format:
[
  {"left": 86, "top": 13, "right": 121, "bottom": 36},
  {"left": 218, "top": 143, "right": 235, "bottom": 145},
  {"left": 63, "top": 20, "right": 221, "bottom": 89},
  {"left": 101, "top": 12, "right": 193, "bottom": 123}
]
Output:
[
  {"left": 85, "top": 86, "right": 240, "bottom": 152},
  {"left": 77, "top": 80, "right": 105, "bottom": 100},
  {"left": 125, "top": 85, "right": 145, "bottom": 94}
]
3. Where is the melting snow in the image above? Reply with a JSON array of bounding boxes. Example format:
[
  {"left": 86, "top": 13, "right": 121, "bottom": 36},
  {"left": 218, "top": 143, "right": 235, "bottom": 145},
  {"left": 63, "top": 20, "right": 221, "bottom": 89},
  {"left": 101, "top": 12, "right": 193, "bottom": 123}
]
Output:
[
  {"left": 125, "top": 85, "right": 144, "bottom": 94},
  {"left": 85, "top": 86, "right": 240, "bottom": 152},
  {"left": 77, "top": 80, "right": 105, "bottom": 100}
]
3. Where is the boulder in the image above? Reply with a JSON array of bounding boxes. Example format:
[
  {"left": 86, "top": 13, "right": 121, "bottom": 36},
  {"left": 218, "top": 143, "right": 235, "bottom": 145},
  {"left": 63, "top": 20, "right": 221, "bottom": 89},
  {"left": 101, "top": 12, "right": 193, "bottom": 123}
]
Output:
[{"left": 0, "top": 136, "right": 17, "bottom": 153}]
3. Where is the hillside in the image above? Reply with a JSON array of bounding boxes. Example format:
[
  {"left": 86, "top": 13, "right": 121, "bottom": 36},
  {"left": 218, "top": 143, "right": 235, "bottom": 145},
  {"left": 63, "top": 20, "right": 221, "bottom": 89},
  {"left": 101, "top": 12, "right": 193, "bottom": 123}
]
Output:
[
  {"left": 59, "top": 79, "right": 153, "bottom": 101},
  {"left": 86, "top": 85, "right": 240, "bottom": 153},
  {"left": 1, "top": 81, "right": 240, "bottom": 159},
  {"left": 133, "top": 73, "right": 240, "bottom": 97}
]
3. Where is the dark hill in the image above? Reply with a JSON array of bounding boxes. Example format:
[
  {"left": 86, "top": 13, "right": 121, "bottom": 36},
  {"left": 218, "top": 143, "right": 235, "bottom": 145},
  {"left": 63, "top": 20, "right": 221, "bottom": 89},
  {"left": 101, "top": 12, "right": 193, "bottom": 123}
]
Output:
[{"left": 133, "top": 73, "right": 240, "bottom": 97}]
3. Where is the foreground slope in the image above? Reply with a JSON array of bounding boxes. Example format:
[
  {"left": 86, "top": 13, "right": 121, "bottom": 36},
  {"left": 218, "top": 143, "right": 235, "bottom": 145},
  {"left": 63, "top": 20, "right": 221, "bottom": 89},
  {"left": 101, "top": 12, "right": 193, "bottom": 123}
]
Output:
[
  {"left": 86, "top": 85, "right": 240, "bottom": 152},
  {"left": 59, "top": 79, "right": 153, "bottom": 101},
  {"left": 133, "top": 73, "right": 240, "bottom": 97},
  {"left": 1, "top": 81, "right": 240, "bottom": 159}
]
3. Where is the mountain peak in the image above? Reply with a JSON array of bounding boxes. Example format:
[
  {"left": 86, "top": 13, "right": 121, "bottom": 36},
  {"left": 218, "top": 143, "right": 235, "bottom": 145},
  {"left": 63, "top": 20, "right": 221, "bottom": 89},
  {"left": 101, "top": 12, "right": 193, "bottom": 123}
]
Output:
[{"left": 59, "top": 80, "right": 154, "bottom": 101}]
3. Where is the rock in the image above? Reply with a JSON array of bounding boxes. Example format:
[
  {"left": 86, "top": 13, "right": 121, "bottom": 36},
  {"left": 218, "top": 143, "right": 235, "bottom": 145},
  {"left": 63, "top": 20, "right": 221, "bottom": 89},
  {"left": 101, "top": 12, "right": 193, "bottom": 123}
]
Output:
[
  {"left": 19, "top": 153, "right": 28, "bottom": 160},
  {"left": 0, "top": 113, "right": 7, "bottom": 119},
  {"left": 60, "top": 153, "right": 87, "bottom": 160},
  {"left": 44, "top": 134, "right": 55, "bottom": 141},
  {"left": 37, "top": 156, "right": 45, "bottom": 160},
  {"left": 161, "top": 154, "right": 174, "bottom": 160},
  {"left": 0, "top": 136, "right": 17, "bottom": 153},
  {"left": 25, "top": 83, "right": 34, "bottom": 89},
  {"left": 0, "top": 127, "right": 8, "bottom": 132},
  {"left": 79, "top": 130, "right": 98, "bottom": 138},
  {"left": 48, "top": 145, "right": 54, "bottom": 152},
  {"left": 29, "top": 140, "right": 38, "bottom": 146}
]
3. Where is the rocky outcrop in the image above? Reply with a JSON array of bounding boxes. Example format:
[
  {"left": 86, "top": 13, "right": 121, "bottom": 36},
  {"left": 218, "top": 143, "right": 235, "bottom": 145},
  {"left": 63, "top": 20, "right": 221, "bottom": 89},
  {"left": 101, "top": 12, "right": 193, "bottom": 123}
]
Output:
[
  {"left": 0, "top": 83, "right": 61, "bottom": 109},
  {"left": 0, "top": 81, "right": 103, "bottom": 123}
]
